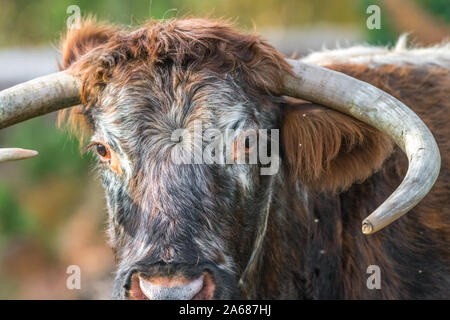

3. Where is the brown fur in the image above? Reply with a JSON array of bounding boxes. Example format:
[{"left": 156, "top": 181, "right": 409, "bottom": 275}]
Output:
[
  {"left": 282, "top": 101, "right": 393, "bottom": 192},
  {"left": 59, "top": 18, "right": 292, "bottom": 141},
  {"left": 258, "top": 62, "right": 449, "bottom": 299}
]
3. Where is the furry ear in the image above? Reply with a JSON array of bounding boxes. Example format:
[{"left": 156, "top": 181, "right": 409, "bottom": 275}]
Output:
[
  {"left": 281, "top": 98, "right": 394, "bottom": 192},
  {"left": 60, "top": 18, "right": 118, "bottom": 69},
  {"left": 58, "top": 18, "right": 118, "bottom": 140}
]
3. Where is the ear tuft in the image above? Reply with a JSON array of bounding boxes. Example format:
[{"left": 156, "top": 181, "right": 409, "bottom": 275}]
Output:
[
  {"left": 58, "top": 17, "right": 119, "bottom": 143},
  {"left": 282, "top": 101, "right": 394, "bottom": 192},
  {"left": 60, "top": 17, "right": 118, "bottom": 69}
]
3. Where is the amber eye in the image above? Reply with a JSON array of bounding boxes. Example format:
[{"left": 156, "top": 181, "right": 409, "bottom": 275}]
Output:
[{"left": 96, "top": 143, "right": 110, "bottom": 159}]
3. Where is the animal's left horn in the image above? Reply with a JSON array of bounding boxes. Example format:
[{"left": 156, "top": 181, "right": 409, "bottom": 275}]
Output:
[
  {"left": 0, "top": 71, "right": 81, "bottom": 162},
  {"left": 282, "top": 59, "right": 441, "bottom": 235}
]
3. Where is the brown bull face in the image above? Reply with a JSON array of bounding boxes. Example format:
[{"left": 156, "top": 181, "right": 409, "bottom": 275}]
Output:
[{"left": 54, "top": 18, "right": 294, "bottom": 299}]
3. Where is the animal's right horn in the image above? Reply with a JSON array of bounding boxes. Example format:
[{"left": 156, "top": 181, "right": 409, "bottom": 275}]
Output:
[
  {"left": 0, "top": 71, "right": 81, "bottom": 162},
  {"left": 282, "top": 59, "right": 441, "bottom": 235}
]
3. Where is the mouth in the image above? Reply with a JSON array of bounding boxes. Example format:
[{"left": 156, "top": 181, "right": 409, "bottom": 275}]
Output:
[{"left": 128, "top": 270, "right": 216, "bottom": 300}]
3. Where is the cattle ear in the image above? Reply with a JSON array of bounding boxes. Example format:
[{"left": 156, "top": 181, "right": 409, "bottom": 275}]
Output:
[
  {"left": 281, "top": 98, "right": 394, "bottom": 192},
  {"left": 58, "top": 18, "right": 118, "bottom": 141},
  {"left": 60, "top": 17, "right": 118, "bottom": 69}
]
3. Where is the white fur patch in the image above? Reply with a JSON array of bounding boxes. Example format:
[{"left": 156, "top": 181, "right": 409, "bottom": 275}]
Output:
[{"left": 301, "top": 35, "right": 450, "bottom": 69}]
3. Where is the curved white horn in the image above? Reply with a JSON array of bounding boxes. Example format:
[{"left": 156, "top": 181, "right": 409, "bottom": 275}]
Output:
[{"left": 283, "top": 59, "right": 441, "bottom": 234}]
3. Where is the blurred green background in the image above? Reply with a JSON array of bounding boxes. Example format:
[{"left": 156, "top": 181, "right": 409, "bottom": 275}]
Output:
[{"left": 0, "top": 0, "right": 448, "bottom": 299}]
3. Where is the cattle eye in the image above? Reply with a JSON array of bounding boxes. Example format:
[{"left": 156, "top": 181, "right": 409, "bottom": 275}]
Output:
[
  {"left": 96, "top": 143, "right": 110, "bottom": 159},
  {"left": 84, "top": 141, "right": 122, "bottom": 175}
]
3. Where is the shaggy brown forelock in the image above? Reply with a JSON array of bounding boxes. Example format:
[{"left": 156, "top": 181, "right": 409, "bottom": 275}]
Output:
[{"left": 59, "top": 18, "right": 292, "bottom": 139}]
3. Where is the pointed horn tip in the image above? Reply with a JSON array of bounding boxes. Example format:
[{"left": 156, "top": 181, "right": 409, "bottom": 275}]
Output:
[
  {"left": 362, "top": 221, "right": 374, "bottom": 235},
  {"left": 0, "top": 148, "right": 39, "bottom": 162},
  {"left": 19, "top": 149, "right": 39, "bottom": 159}
]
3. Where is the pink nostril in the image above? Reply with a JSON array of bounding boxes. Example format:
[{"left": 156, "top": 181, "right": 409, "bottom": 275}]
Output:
[{"left": 138, "top": 275, "right": 204, "bottom": 300}]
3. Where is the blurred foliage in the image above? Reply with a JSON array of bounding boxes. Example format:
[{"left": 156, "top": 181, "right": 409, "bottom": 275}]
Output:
[
  {"left": 6, "top": 117, "right": 91, "bottom": 182},
  {"left": 0, "top": 116, "right": 104, "bottom": 299},
  {"left": 0, "top": 0, "right": 362, "bottom": 47},
  {"left": 0, "top": 184, "right": 36, "bottom": 239},
  {"left": 360, "top": 0, "right": 450, "bottom": 45},
  {"left": 416, "top": 0, "right": 450, "bottom": 21},
  {"left": 0, "top": 0, "right": 447, "bottom": 47},
  {"left": 0, "top": 117, "right": 93, "bottom": 249},
  {"left": 360, "top": 0, "right": 398, "bottom": 45}
]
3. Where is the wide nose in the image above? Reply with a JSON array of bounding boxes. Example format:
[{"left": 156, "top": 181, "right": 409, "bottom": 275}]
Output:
[{"left": 137, "top": 274, "right": 204, "bottom": 300}]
